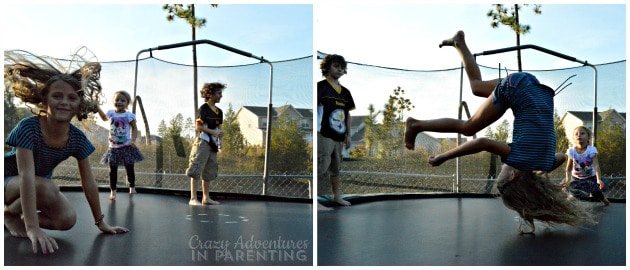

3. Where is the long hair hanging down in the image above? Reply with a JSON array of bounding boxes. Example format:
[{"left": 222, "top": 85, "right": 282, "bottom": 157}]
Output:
[
  {"left": 497, "top": 171, "right": 597, "bottom": 233},
  {"left": 4, "top": 47, "right": 103, "bottom": 121}
]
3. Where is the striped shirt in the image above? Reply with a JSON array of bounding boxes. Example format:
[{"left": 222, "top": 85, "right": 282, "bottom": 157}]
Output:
[
  {"left": 496, "top": 74, "right": 556, "bottom": 172},
  {"left": 4, "top": 116, "right": 95, "bottom": 179}
]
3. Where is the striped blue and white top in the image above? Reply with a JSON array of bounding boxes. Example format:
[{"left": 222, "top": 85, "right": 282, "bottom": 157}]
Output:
[
  {"left": 5, "top": 116, "right": 95, "bottom": 179},
  {"left": 494, "top": 73, "right": 556, "bottom": 172}
]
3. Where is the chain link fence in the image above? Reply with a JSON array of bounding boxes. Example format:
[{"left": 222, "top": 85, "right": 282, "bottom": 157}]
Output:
[
  {"left": 54, "top": 161, "right": 312, "bottom": 200},
  {"left": 318, "top": 156, "right": 625, "bottom": 200}
]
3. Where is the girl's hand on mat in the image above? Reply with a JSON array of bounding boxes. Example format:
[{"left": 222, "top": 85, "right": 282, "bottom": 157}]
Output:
[
  {"left": 98, "top": 222, "right": 129, "bottom": 234},
  {"left": 27, "top": 227, "right": 59, "bottom": 254}
]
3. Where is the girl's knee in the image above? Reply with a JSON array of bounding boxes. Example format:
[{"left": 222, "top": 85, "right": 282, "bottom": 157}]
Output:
[
  {"left": 36, "top": 180, "right": 62, "bottom": 204},
  {"left": 56, "top": 209, "right": 77, "bottom": 231},
  {"left": 35, "top": 180, "right": 76, "bottom": 229}
]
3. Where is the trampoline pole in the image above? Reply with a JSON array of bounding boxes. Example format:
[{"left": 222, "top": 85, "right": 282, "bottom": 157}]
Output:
[
  {"left": 587, "top": 64, "right": 598, "bottom": 147},
  {"left": 455, "top": 62, "right": 464, "bottom": 193},
  {"left": 132, "top": 49, "right": 153, "bottom": 145},
  {"left": 262, "top": 62, "right": 274, "bottom": 196}
]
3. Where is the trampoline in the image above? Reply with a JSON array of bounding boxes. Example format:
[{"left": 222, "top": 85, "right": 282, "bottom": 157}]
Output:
[
  {"left": 317, "top": 195, "right": 625, "bottom": 266},
  {"left": 5, "top": 188, "right": 312, "bottom": 266}
]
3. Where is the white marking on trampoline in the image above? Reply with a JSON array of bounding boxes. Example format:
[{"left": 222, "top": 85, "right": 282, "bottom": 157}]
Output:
[{"left": 185, "top": 213, "right": 249, "bottom": 224}]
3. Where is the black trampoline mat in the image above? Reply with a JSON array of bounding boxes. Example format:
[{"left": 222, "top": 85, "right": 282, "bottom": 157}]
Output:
[
  {"left": 318, "top": 197, "right": 626, "bottom": 266},
  {"left": 5, "top": 190, "right": 313, "bottom": 266}
]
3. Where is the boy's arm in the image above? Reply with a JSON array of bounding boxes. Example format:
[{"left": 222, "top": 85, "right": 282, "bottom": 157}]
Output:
[{"left": 344, "top": 111, "right": 352, "bottom": 149}]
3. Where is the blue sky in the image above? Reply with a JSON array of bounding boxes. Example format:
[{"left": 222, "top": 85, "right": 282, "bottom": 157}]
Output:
[
  {"left": 3, "top": 4, "right": 313, "bottom": 65},
  {"left": 3, "top": 4, "right": 314, "bottom": 131},
  {"left": 316, "top": 4, "right": 625, "bottom": 70}
]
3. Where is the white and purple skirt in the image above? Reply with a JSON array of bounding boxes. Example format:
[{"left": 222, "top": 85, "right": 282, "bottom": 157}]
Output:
[{"left": 101, "top": 144, "right": 144, "bottom": 166}]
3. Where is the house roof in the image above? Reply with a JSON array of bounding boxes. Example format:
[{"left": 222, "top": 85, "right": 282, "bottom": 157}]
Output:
[
  {"left": 599, "top": 109, "right": 626, "bottom": 121},
  {"left": 350, "top": 125, "right": 365, "bottom": 141},
  {"left": 278, "top": 104, "right": 313, "bottom": 118},
  {"left": 351, "top": 115, "right": 367, "bottom": 128},
  {"left": 565, "top": 109, "right": 626, "bottom": 122},
  {"left": 241, "top": 105, "right": 312, "bottom": 118},
  {"left": 242, "top": 106, "right": 276, "bottom": 117}
]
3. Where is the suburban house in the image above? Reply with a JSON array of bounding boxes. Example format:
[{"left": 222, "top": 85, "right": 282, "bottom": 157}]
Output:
[
  {"left": 560, "top": 108, "right": 626, "bottom": 142},
  {"left": 235, "top": 105, "right": 313, "bottom": 147},
  {"left": 344, "top": 115, "right": 366, "bottom": 157}
]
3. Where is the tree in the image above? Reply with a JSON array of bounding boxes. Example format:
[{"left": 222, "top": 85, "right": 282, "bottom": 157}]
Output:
[
  {"left": 484, "top": 120, "right": 510, "bottom": 183},
  {"left": 269, "top": 114, "right": 310, "bottom": 174},
  {"left": 157, "top": 115, "right": 190, "bottom": 172},
  {"left": 391, "top": 86, "right": 415, "bottom": 121},
  {"left": 163, "top": 4, "right": 218, "bottom": 122},
  {"left": 4, "top": 85, "right": 20, "bottom": 138},
  {"left": 168, "top": 113, "right": 186, "bottom": 157},
  {"left": 554, "top": 110, "right": 569, "bottom": 154},
  {"left": 492, "top": 119, "right": 511, "bottom": 143},
  {"left": 157, "top": 119, "right": 168, "bottom": 137},
  {"left": 156, "top": 120, "right": 167, "bottom": 173},
  {"left": 184, "top": 117, "right": 194, "bottom": 139},
  {"left": 487, "top": 4, "right": 542, "bottom": 71},
  {"left": 222, "top": 104, "right": 246, "bottom": 156},
  {"left": 363, "top": 104, "right": 379, "bottom": 157},
  {"left": 595, "top": 120, "right": 625, "bottom": 176},
  {"left": 378, "top": 86, "right": 414, "bottom": 158}
]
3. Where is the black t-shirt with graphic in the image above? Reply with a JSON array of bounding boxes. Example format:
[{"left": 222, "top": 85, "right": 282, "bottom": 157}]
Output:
[{"left": 317, "top": 80, "right": 355, "bottom": 142}]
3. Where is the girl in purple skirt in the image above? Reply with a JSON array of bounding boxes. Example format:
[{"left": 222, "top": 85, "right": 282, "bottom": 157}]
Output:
[{"left": 98, "top": 90, "right": 144, "bottom": 200}]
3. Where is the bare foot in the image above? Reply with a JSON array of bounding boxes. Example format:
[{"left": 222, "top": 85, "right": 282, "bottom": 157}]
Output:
[
  {"left": 439, "top": 30, "right": 465, "bottom": 48},
  {"left": 317, "top": 203, "right": 333, "bottom": 211},
  {"left": 334, "top": 197, "right": 351, "bottom": 206},
  {"left": 189, "top": 199, "right": 202, "bottom": 206},
  {"left": 109, "top": 190, "right": 117, "bottom": 201},
  {"left": 428, "top": 155, "right": 446, "bottom": 167},
  {"left": 518, "top": 218, "right": 536, "bottom": 234},
  {"left": 4, "top": 213, "right": 27, "bottom": 237},
  {"left": 129, "top": 187, "right": 137, "bottom": 194},
  {"left": 404, "top": 117, "right": 420, "bottom": 150},
  {"left": 202, "top": 198, "right": 221, "bottom": 205}
]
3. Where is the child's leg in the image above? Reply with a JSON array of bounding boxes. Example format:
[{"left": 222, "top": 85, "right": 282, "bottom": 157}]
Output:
[
  {"left": 440, "top": 30, "right": 500, "bottom": 97},
  {"left": 331, "top": 175, "right": 351, "bottom": 206},
  {"left": 109, "top": 165, "right": 118, "bottom": 200},
  {"left": 200, "top": 151, "right": 220, "bottom": 205},
  {"left": 429, "top": 137, "right": 510, "bottom": 166},
  {"left": 591, "top": 189, "right": 610, "bottom": 206},
  {"left": 405, "top": 97, "right": 504, "bottom": 149},
  {"left": 189, "top": 177, "right": 201, "bottom": 205},
  {"left": 124, "top": 163, "right": 137, "bottom": 194},
  {"left": 201, "top": 180, "right": 219, "bottom": 205},
  {"left": 5, "top": 177, "right": 77, "bottom": 233}
]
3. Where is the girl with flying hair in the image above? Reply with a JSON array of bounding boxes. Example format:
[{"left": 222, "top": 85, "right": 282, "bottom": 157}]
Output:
[
  {"left": 404, "top": 31, "right": 596, "bottom": 233},
  {"left": 4, "top": 48, "right": 129, "bottom": 254}
]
